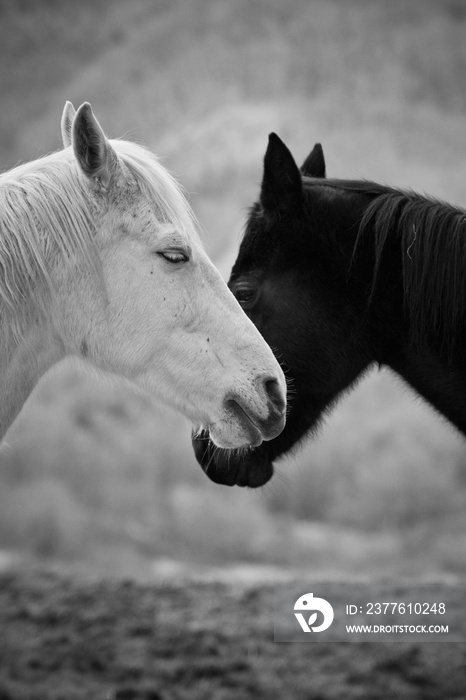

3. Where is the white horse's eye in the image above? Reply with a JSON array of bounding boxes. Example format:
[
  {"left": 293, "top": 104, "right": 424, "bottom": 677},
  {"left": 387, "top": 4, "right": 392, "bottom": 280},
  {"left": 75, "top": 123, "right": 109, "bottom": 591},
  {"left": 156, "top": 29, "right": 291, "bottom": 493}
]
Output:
[{"left": 157, "top": 249, "right": 189, "bottom": 264}]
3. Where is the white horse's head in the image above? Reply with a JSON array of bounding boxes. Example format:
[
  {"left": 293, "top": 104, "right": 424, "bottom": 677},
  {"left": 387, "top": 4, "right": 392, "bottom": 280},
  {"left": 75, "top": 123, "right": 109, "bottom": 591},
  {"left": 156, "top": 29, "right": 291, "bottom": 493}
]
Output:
[{"left": 52, "top": 102, "right": 286, "bottom": 448}]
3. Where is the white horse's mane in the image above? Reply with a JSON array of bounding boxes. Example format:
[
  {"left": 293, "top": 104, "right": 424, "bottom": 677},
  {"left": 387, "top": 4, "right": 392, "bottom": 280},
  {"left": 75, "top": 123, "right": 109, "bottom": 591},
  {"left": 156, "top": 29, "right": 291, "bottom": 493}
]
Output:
[{"left": 0, "top": 139, "right": 200, "bottom": 337}]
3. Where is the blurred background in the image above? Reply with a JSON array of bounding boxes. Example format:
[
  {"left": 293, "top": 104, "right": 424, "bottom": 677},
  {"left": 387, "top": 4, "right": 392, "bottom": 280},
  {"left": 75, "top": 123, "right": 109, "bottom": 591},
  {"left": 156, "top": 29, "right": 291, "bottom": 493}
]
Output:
[{"left": 1, "top": 0, "right": 466, "bottom": 581}]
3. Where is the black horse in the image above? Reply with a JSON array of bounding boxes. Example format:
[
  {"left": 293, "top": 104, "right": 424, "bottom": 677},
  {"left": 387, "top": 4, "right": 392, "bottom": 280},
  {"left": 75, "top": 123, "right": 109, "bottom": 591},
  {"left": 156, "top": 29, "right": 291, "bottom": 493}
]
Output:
[{"left": 193, "top": 133, "right": 466, "bottom": 487}]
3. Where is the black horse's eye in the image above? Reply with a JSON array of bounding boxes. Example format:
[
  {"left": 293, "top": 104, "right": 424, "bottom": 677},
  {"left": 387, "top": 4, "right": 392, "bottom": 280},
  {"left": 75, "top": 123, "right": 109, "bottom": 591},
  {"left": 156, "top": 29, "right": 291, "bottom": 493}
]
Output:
[{"left": 233, "top": 285, "right": 258, "bottom": 307}]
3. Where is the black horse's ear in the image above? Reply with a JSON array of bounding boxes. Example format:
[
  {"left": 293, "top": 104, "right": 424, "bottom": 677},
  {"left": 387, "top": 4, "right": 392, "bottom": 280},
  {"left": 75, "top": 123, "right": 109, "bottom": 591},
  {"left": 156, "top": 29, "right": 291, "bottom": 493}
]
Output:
[
  {"left": 301, "top": 143, "right": 326, "bottom": 178},
  {"left": 261, "top": 133, "right": 303, "bottom": 217}
]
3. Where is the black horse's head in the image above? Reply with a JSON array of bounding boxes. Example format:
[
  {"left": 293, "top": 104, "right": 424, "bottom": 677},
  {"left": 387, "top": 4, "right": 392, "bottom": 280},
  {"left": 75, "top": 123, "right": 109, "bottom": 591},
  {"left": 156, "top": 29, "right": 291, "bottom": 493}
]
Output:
[{"left": 193, "top": 135, "right": 386, "bottom": 486}]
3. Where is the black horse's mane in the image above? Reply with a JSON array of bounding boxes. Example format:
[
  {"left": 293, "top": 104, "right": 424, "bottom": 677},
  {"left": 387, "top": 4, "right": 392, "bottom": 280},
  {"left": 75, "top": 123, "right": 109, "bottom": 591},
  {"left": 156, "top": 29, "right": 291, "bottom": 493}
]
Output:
[{"left": 309, "top": 178, "right": 466, "bottom": 352}]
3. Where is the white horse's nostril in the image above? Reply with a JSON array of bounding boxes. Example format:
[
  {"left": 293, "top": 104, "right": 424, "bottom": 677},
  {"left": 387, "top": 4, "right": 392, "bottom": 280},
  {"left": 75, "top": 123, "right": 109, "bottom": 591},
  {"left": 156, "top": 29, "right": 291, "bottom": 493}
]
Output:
[{"left": 261, "top": 377, "right": 286, "bottom": 414}]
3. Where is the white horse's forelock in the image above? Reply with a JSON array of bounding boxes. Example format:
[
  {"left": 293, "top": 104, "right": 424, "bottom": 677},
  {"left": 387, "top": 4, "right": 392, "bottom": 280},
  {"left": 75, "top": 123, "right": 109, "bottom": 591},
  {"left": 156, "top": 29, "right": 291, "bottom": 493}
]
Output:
[
  {"left": 0, "top": 139, "right": 200, "bottom": 343},
  {"left": 112, "top": 139, "right": 201, "bottom": 246}
]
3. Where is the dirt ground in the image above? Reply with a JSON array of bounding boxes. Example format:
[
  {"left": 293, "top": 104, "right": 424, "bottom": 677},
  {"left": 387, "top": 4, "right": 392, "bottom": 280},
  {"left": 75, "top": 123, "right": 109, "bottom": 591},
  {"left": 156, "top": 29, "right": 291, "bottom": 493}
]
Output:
[{"left": 0, "top": 570, "right": 465, "bottom": 700}]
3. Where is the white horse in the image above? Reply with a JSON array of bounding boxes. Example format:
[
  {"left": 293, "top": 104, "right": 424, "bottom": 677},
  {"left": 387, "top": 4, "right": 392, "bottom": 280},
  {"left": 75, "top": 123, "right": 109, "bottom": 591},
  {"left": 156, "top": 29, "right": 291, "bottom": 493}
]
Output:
[{"left": 0, "top": 101, "right": 286, "bottom": 449}]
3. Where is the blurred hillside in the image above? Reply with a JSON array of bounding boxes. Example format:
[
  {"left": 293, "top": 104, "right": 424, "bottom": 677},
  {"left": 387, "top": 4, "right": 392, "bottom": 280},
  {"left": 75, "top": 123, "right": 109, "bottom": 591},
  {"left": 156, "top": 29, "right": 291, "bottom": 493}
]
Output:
[{"left": 1, "top": 0, "right": 466, "bottom": 579}]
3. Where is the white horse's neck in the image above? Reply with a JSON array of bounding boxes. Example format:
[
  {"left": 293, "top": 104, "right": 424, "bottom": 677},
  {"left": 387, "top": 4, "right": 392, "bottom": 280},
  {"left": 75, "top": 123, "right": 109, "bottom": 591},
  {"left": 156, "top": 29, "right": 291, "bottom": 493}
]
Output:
[{"left": 0, "top": 316, "right": 65, "bottom": 440}]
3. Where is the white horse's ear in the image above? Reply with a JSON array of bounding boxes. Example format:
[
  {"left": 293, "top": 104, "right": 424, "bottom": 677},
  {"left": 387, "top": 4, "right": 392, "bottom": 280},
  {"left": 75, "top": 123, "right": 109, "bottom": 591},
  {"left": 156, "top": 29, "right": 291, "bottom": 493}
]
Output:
[
  {"left": 72, "top": 102, "right": 119, "bottom": 189},
  {"left": 61, "top": 101, "right": 76, "bottom": 148}
]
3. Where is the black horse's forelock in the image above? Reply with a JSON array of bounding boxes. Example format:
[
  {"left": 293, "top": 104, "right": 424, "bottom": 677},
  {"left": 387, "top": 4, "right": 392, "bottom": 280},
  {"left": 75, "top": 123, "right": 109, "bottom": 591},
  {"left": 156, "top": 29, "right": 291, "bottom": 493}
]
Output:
[{"left": 307, "top": 179, "right": 466, "bottom": 355}]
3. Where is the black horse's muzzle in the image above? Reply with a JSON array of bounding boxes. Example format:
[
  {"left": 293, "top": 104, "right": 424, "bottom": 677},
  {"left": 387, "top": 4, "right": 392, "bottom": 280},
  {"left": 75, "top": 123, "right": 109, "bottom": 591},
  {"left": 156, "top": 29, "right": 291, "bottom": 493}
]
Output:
[{"left": 192, "top": 429, "right": 273, "bottom": 487}]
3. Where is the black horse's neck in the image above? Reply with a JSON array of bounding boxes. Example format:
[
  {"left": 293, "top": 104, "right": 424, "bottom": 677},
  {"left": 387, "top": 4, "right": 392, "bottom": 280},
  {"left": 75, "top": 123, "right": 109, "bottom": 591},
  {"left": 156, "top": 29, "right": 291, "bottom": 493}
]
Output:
[
  {"left": 387, "top": 348, "right": 466, "bottom": 436},
  {"left": 314, "top": 181, "right": 466, "bottom": 434},
  {"left": 341, "top": 184, "right": 466, "bottom": 437}
]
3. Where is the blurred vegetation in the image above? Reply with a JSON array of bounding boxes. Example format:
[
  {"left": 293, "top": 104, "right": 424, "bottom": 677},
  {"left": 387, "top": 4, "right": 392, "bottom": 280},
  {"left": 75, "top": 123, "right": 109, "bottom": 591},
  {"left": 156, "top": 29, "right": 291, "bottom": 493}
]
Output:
[{"left": 1, "top": 0, "right": 466, "bottom": 578}]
